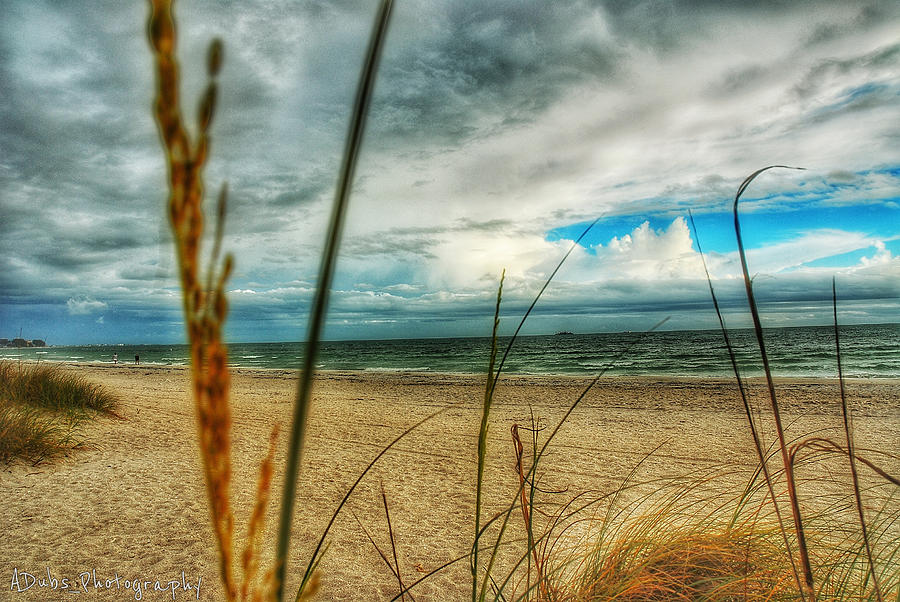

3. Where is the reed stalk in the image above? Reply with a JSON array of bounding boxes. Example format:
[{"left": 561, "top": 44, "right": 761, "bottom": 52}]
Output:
[
  {"left": 147, "top": 2, "right": 236, "bottom": 594},
  {"left": 511, "top": 423, "right": 548, "bottom": 599},
  {"left": 473, "top": 269, "right": 505, "bottom": 599}
]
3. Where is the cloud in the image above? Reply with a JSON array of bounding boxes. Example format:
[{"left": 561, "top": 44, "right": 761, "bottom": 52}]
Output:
[
  {"left": 2, "top": 0, "right": 898, "bottom": 342},
  {"left": 67, "top": 297, "right": 108, "bottom": 315},
  {"left": 858, "top": 241, "right": 894, "bottom": 268},
  {"left": 745, "top": 231, "right": 883, "bottom": 274}
]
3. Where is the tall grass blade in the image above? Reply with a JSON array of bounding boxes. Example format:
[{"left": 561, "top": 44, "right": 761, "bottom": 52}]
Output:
[
  {"left": 472, "top": 218, "right": 598, "bottom": 599},
  {"left": 688, "top": 209, "right": 804, "bottom": 596},
  {"left": 834, "top": 277, "right": 883, "bottom": 601},
  {"left": 491, "top": 217, "right": 600, "bottom": 392},
  {"left": 274, "top": 1, "right": 394, "bottom": 598},
  {"left": 733, "top": 165, "right": 815, "bottom": 600},
  {"left": 473, "top": 269, "right": 504, "bottom": 599}
]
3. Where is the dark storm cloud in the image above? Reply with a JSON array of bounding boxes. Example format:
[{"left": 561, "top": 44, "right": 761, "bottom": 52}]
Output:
[
  {"left": 2, "top": 0, "right": 897, "bottom": 343},
  {"left": 345, "top": 235, "right": 437, "bottom": 259},
  {"left": 341, "top": 218, "right": 516, "bottom": 259},
  {"left": 0, "top": 1, "right": 154, "bottom": 180},
  {"left": 369, "top": 1, "right": 623, "bottom": 147}
]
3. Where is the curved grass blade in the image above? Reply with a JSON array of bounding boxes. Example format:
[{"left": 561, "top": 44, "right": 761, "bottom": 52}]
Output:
[
  {"left": 733, "top": 165, "right": 816, "bottom": 600},
  {"left": 491, "top": 217, "right": 600, "bottom": 393}
]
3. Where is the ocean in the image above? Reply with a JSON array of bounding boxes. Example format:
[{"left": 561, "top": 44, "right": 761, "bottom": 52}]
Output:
[{"left": 1, "top": 323, "right": 896, "bottom": 378}]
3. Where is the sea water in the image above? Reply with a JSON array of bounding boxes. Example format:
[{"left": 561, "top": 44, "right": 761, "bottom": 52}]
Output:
[{"left": 1, "top": 324, "right": 896, "bottom": 378}]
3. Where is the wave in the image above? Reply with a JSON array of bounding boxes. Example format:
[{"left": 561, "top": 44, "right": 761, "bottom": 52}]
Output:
[{"left": 363, "top": 366, "right": 431, "bottom": 372}]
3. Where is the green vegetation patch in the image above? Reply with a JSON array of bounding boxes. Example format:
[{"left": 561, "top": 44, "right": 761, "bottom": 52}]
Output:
[{"left": 0, "top": 361, "right": 119, "bottom": 465}]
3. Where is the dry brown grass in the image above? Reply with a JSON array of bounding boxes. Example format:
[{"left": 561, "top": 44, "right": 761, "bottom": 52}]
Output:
[
  {"left": 551, "top": 518, "right": 795, "bottom": 602},
  {"left": 147, "top": 1, "right": 278, "bottom": 599}
]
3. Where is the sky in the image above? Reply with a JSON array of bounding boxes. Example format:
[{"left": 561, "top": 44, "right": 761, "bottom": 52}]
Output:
[{"left": 1, "top": 0, "right": 898, "bottom": 345}]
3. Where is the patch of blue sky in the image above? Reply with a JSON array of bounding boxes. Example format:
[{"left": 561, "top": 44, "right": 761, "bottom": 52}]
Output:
[
  {"left": 548, "top": 203, "right": 899, "bottom": 255},
  {"left": 811, "top": 82, "right": 896, "bottom": 118},
  {"left": 874, "top": 166, "right": 900, "bottom": 178},
  {"left": 546, "top": 214, "right": 684, "bottom": 255},
  {"left": 845, "top": 82, "right": 889, "bottom": 102}
]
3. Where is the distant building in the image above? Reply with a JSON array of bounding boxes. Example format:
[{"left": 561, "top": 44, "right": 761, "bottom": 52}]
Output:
[
  {"left": 32, "top": 339, "right": 46, "bottom": 347},
  {"left": 0, "top": 339, "right": 8, "bottom": 347},
  {"left": 11, "top": 338, "right": 27, "bottom": 347}
]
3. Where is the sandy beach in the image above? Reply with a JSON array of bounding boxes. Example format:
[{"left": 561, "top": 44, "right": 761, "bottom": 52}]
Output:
[{"left": 2, "top": 364, "right": 898, "bottom": 601}]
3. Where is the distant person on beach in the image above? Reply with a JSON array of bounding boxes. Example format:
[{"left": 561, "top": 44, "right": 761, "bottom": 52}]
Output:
[
  {"left": 135, "top": 354, "right": 140, "bottom": 364},
  {"left": 113, "top": 353, "right": 118, "bottom": 364}
]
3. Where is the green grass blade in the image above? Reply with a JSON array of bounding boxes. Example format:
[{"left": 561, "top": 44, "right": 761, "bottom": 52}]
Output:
[
  {"left": 491, "top": 217, "right": 600, "bottom": 393},
  {"left": 274, "top": 1, "right": 394, "bottom": 599},
  {"left": 688, "top": 209, "right": 803, "bottom": 593},
  {"left": 473, "top": 270, "right": 505, "bottom": 599}
]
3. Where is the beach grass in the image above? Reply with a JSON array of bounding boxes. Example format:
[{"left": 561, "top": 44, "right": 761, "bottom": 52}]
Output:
[
  {"left": 0, "top": 361, "right": 119, "bottom": 415},
  {"left": 0, "top": 361, "right": 118, "bottom": 464},
  {"left": 523, "top": 469, "right": 798, "bottom": 601},
  {"left": 141, "top": 1, "right": 899, "bottom": 599},
  {"left": 474, "top": 444, "right": 900, "bottom": 602}
]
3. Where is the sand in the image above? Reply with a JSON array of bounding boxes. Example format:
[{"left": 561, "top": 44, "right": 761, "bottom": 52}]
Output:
[{"left": 1, "top": 364, "right": 898, "bottom": 600}]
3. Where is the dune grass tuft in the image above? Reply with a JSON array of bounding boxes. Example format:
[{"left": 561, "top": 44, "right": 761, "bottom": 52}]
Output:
[
  {"left": 0, "top": 402, "right": 75, "bottom": 465},
  {"left": 564, "top": 525, "right": 793, "bottom": 601},
  {"left": 0, "top": 361, "right": 118, "bottom": 464},
  {"left": 0, "top": 361, "right": 119, "bottom": 415}
]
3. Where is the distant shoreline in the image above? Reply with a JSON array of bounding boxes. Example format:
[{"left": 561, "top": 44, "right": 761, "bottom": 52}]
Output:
[
  {"left": 1, "top": 356, "right": 897, "bottom": 381},
  {"left": 4, "top": 359, "right": 899, "bottom": 388},
  {"left": 1, "top": 324, "right": 897, "bottom": 378}
]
